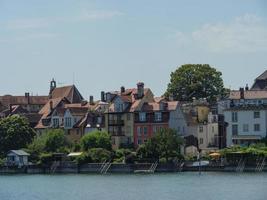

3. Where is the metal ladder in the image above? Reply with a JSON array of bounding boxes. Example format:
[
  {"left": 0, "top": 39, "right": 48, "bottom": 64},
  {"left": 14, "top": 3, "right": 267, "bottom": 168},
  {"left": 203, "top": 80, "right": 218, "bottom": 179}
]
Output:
[
  {"left": 100, "top": 161, "right": 111, "bottom": 174},
  {"left": 149, "top": 161, "right": 158, "bottom": 173},
  {"left": 50, "top": 161, "right": 60, "bottom": 173},
  {"left": 236, "top": 158, "right": 245, "bottom": 172},
  {"left": 256, "top": 157, "right": 265, "bottom": 172}
]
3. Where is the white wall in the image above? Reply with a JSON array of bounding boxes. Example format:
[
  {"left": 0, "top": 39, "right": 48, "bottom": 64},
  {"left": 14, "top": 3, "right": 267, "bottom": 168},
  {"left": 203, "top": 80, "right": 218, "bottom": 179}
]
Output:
[{"left": 224, "top": 110, "right": 267, "bottom": 146}]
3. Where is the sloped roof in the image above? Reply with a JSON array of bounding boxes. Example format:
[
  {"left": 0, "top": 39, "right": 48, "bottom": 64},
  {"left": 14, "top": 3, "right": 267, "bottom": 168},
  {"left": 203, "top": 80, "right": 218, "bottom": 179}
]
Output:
[
  {"left": 256, "top": 70, "right": 267, "bottom": 80},
  {"left": 0, "top": 95, "right": 48, "bottom": 107},
  {"left": 8, "top": 150, "right": 30, "bottom": 156},
  {"left": 51, "top": 85, "right": 83, "bottom": 103},
  {"left": 229, "top": 90, "right": 267, "bottom": 99}
]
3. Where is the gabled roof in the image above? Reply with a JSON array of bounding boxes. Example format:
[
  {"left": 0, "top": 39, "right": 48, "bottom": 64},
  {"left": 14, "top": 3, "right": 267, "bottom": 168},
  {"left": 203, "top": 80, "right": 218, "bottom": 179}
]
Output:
[
  {"left": 256, "top": 70, "right": 267, "bottom": 80},
  {"left": 51, "top": 85, "right": 83, "bottom": 103},
  {"left": 8, "top": 150, "right": 30, "bottom": 156}
]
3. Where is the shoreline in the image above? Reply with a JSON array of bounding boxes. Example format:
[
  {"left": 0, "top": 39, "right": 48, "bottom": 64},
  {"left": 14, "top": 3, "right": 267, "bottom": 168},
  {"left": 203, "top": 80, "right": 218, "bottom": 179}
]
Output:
[{"left": 1, "top": 163, "right": 266, "bottom": 174}]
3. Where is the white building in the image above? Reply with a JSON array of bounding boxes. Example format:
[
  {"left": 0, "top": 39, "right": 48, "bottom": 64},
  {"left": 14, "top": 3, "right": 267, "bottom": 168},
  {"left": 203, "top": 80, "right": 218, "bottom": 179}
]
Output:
[{"left": 224, "top": 88, "right": 267, "bottom": 146}]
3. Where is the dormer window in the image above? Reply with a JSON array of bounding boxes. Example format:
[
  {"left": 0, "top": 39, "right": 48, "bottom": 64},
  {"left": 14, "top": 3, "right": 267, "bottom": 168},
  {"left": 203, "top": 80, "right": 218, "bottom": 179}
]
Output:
[
  {"left": 139, "top": 112, "right": 146, "bottom": 122},
  {"left": 65, "top": 117, "right": 72, "bottom": 128},
  {"left": 52, "top": 118, "right": 59, "bottom": 128},
  {"left": 154, "top": 112, "right": 162, "bottom": 122}
]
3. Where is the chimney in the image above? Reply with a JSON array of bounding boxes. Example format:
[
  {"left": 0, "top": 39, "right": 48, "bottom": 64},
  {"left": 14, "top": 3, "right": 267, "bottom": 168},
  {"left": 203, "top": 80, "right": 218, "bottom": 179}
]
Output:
[
  {"left": 49, "top": 100, "right": 53, "bottom": 111},
  {"left": 137, "top": 82, "right": 144, "bottom": 99},
  {"left": 89, "top": 96, "right": 94, "bottom": 105},
  {"left": 101, "top": 91, "right": 105, "bottom": 102},
  {"left": 245, "top": 84, "right": 249, "bottom": 91},
  {"left": 121, "top": 86, "right": 125, "bottom": 94},
  {"left": 240, "top": 87, "right": 245, "bottom": 99},
  {"left": 25, "top": 92, "right": 30, "bottom": 104}
]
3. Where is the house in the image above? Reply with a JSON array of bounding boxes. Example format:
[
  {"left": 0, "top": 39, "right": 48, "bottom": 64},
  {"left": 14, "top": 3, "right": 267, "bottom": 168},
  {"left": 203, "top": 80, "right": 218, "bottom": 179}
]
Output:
[
  {"left": 0, "top": 93, "right": 49, "bottom": 127},
  {"left": 105, "top": 82, "right": 155, "bottom": 149},
  {"left": 224, "top": 87, "right": 267, "bottom": 146},
  {"left": 6, "top": 150, "right": 30, "bottom": 167},
  {"left": 133, "top": 99, "right": 183, "bottom": 147},
  {"left": 251, "top": 70, "right": 267, "bottom": 90},
  {"left": 179, "top": 99, "right": 220, "bottom": 153}
]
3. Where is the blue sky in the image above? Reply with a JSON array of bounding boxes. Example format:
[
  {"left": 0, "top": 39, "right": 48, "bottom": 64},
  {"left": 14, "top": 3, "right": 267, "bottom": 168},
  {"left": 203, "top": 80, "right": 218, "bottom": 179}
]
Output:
[{"left": 0, "top": 0, "right": 267, "bottom": 99}]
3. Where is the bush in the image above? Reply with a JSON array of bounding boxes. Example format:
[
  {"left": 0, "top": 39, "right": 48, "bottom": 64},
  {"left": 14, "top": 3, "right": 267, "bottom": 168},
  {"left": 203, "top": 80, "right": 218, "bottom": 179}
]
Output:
[
  {"left": 76, "top": 152, "right": 92, "bottom": 165},
  {"left": 39, "top": 153, "right": 53, "bottom": 165},
  {"left": 88, "top": 148, "right": 112, "bottom": 163},
  {"left": 0, "top": 158, "right": 4, "bottom": 167},
  {"left": 81, "top": 131, "right": 111, "bottom": 151}
]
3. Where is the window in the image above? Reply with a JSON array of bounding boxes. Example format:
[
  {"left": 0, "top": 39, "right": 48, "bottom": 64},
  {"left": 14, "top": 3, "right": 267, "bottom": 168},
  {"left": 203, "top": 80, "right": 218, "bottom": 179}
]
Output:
[
  {"left": 52, "top": 118, "right": 59, "bottom": 128},
  {"left": 137, "top": 126, "right": 142, "bottom": 136},
  {"left": 65, "top": 117, "right": 72, "bottom": 127},
  {"left": 254, "top": 111, "right": 260, "bottom": 119},
  {"left": 212, "top": 126, "right": 215, "bottom": 133},
  {"left": 97, "top": 117, "right": 102, "bottom": 124},
  {"left": 138, "top": 139, "right": 142, "bottom": 145},
  {"left": 139, "top": 112, "right": 146, "bottom": 122},
  {"left": 127, "top": 113, "right": 131, "bottom": 120},
  {"left": 154, "top": 112, "right": 162, "bottom": 122},
  {"left": 143, "top": 126, "right": 148, "bottom": 135},
  {"left": 199, "top": 126, "right": 203, "bottom": 133},
  {"left": 232, "top": 124, "right": 238, "bottom": 136},
  {"left": 243, "top": 124, "right": 249, "bottom": 132},
  {"left": 254, "top": 124, "right": 260, "bottom": 132},
  {"left": 199, "top": 138, "right": 203, "bottom": 145},
  {"left": 144, "top": 139, "right": 147, "bottom": 143},
  {"left": 232, "top": 112, "right": 238, "bottom": 122}
]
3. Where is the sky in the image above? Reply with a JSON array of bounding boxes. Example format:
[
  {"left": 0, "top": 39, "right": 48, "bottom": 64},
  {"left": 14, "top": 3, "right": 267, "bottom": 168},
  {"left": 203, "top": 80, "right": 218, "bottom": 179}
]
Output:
[{"left": 0, "top": 0, "right": 267, "bottom": 99}]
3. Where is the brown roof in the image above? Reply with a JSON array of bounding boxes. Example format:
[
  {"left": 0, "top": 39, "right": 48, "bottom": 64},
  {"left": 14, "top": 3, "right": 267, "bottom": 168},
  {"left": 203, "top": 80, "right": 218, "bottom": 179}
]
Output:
[
  {"left": 229, "top": 90, "right": 267, "bottom": 99},
  {"left": 51, "top": 85, "right": 83, "bottom": 103},
  {"left": 141, "top": 101, "right": 178, "bottom": 112},
  {"left": 256, "top": 70, "right": 267, "bottom": 80},
  {"left": 0, "top": 95, "right": 48, "bottom": 107}
]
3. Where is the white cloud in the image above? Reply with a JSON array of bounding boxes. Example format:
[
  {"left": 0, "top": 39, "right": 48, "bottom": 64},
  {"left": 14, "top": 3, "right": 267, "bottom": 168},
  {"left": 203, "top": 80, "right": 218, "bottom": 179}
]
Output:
[{"left": 173, "top": 14, "right": 267, "bottom": 53}]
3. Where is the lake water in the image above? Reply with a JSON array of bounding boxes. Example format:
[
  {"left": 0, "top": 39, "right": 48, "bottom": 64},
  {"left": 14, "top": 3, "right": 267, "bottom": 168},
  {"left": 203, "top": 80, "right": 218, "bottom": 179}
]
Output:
[{"left": 0, "top": 172, "right": 267, "bottom": 200}]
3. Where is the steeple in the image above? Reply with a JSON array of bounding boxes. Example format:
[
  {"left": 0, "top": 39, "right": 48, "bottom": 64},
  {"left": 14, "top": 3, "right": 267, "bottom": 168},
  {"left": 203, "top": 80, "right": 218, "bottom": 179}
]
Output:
[{"left": 49, "top": 78, "right": 57, "bottom": 98}]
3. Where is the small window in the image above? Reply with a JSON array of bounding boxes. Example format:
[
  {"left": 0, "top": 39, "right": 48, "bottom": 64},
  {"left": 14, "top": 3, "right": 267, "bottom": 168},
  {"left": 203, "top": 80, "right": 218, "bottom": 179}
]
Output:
[
  {"left": 127, "top": 113, "right": 131, "bottom": 120},
  {"left": 138, "top": 139, "right": 142, "bottom": 145},
  {"left": 199, "top": 126, "right": 203, "bottom": 133},
  {"left": 154, "top": 112, "right": 162, "bottom": 122},
  {"left": 212, "top": 126, "right": 215, "bottom": 133},
  {"left": 254, "top": 124, "right": 260, "bottom": 132},
  {"left": 232, "top": 112, "right": 238, "bottom": 122},
  {"left": 243, "top": 124, "right": 249, "bottom": 132},
  {"left": 137, "top": 126, "right": 142, "bottom": 136},
  {"left": 232, "top": 124, "right": 238, "bottom": 136},
  {"left": 199, "top": 138, "right": 203, "bottom": 144},
  {"left": 143, "top": 127, "right": 148, "bottom": 135},
  {"left": 139, "top": 112, "right": 146, "bottom": 122},
  {"left": 254, "top": 111, "right": 260, "bottom": 119}
]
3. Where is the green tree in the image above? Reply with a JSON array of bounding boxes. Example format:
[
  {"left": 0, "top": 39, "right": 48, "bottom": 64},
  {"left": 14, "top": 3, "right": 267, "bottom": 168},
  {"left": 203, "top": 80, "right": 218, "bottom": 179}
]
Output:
[
  {"left": 165, "top": 64, "right": 226, "bottom": 102},
  {"left": 80, "top": 130, "right": 111, "bottom": 151},
  {"left": 137, "top": 128, "right": 183, "bottom": 162},
  {"left": 43, "top": 129, "right": 68, "bottom": 152},
  {"left": 0, "top": 115, "right": 35, "bottom": 156}
]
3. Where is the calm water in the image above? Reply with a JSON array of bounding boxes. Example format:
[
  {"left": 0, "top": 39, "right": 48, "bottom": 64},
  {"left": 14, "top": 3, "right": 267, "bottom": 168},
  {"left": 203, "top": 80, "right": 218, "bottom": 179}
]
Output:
[{"left": 0, "top": 172, "right": 267, "bottom": 200}]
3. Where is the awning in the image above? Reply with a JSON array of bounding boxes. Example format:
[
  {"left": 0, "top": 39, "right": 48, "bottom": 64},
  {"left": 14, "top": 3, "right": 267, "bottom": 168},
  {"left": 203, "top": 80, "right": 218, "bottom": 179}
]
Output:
[
  {"left": 209, "top": 152, "right": 221, "bottom": 157},
  {"left": 67, "top": 152, "right": 83, "bottom": 157}
]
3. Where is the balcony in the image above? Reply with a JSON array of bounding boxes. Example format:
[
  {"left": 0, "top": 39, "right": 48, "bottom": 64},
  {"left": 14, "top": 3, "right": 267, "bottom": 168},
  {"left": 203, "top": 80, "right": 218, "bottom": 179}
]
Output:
[
  {"left": 110, "top": 131, "right": 125, "bottom": 136},
  {"left": 108, "top": 120, "right": 124, "bottom": 126}
]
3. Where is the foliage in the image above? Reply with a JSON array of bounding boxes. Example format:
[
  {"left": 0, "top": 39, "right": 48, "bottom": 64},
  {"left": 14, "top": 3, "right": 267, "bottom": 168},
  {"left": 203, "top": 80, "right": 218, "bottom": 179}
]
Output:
[
  {"left": 137, "top": 128, "right": 184, "bottom": 162},
  {"left": 43, "top": 129, "right": 68, "bottom": 152},
  {"left": 76, "top": 148, "right": 112, "bottom": 165},
  {"left": 220, "top": 144, "right": 267, "bottom": 157},
  {"left": 0, "top": 158, "right": 4, "bottom": 167},
  {"left": 39, "top": 153, "right": 53, "bottom": 165},
  {"left": 80, "top": 130, "right": 111, "bottom": 151},
  {"left": 0, "top": 115, "right": 36, "bottom": 156},
  {"left": 113, "top": 149, "right": 135, "bottom": 163},
  {"left": 165, "top": 64, "right": 227, "bottom": 102}
]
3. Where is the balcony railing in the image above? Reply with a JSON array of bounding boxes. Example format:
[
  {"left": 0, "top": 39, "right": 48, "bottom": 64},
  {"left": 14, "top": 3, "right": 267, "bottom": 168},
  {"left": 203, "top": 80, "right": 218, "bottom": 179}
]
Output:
[{"left": 108, "top": 120, "right": 124, "bottom": 126}]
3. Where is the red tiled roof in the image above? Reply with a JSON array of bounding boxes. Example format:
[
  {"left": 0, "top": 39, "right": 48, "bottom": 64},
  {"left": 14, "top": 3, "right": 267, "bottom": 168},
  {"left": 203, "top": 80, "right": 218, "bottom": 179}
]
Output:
[
  {"left": 51, "top": 85, "right": 83, "bottom": 103},
  {"left": 0, "top": 95, "right": 48, "bottom": 107}
]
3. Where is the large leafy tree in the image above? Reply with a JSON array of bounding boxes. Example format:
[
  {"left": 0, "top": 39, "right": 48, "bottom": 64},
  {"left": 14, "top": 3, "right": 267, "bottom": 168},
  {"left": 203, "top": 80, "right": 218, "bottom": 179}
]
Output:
[
  {"left": 80, "top": 130, "right": 112, "bottom": 151},
  {"left": 165, "top": 64, "right": 226, "bottom": 102},
  {"left": 137, "top": 128, "right": 184, "bottom": 162},
  {"left": 0, "top": 115, "right": 35, "bottom": 156}
]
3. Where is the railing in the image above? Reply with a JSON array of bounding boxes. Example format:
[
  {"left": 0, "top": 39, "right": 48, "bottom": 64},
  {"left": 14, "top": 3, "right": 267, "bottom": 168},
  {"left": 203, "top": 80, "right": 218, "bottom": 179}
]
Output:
[
  {"left": 99, "top": 160, "right": 112, "bottom": 174},
  {"left": 236, "top": 158, "right": 245, "bottom": 172},
  {"left": 108, "top": 120, "right": 124, "bottom": 126},
  {"left": 255, "top": 157, "right": 265, "bottom": 172}
]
